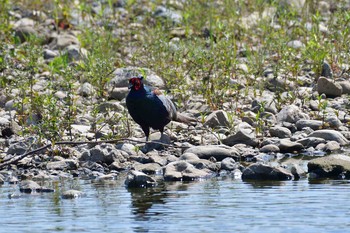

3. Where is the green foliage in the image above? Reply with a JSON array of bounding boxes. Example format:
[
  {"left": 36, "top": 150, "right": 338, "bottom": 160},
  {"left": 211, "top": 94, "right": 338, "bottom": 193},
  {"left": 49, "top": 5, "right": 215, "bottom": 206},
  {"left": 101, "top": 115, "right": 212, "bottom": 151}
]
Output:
[{"left": 1, "top": 0, "right": 350, "bottom": 141}]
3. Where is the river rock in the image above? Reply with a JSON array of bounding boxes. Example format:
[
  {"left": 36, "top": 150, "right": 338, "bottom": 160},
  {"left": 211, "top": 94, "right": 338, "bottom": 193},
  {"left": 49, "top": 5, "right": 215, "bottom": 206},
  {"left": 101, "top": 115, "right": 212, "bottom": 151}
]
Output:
[
  {"left": 184, "top": 145, "right": 240, "bottom": 161},
  {"left": 125, "top": 170, "right": 156, "bottom": 188},
  {"left": 133, "top": 163, "right": 162, "bottom": 175},
  {"left": 79, "top": 144, "right": 126, "bottom": 164},
  {"left": 154, "top": 5, "right": 182, "bottom": 25},
  {"left": 78, "top": 82, "right": 94, "bottom": 97},
  {"left": 296, "top": 137, "right": 326, "bottom": 148},
  {"left": 259, "top": 144, "right": 280, "bottom": 153},
  {"left": 279, "top": 139, "right": 304, "bottom": 153},
  {"left": 296, "top": 119, "right": 323, "bottom": 130},
  {"left": 307, "top": 130, "right": 349, "bottom": 146},
  {"left": 269, "top": 126, "right": 292, "bottom": 138},
  {"left": 61, "top": 190, "right": 85, "bottom": 199},
  {"left": 242, "top": 163, "right": 294, "bottom": 181},
  {"left": 50, "top": 33, "right": 80, "bottom": 49},
  {"left": 276, "top": 105, "right": 309, "bottom": 123},
  {"left": 338, "top": 80, "right": 350, "bottom": 94},
  {"left": 323, "top": 141, "right": 341, "bottom": 152},
  {"left": 204, "top": 110, "right": 230, "bottom": 128},
  {"left": 220, "top": 157, "right": 240, "bottom": 171},
  {"left": 308, "top": 154, "right": 350, "bottom": 178},
  {"left": 222, "top": 122, "right": 258, "bottom": 147},
  {"left": 19, "top": 180, "right": 54, "bottom": 193},
  {"left": 13, "top": 18, "right": 37, "bottom": 42},
  {"left": 325, "top": 116, "right": 342, "bottom": 129},
  {"left": 163, "top": 161, "right": 212, "bottom": 181},
  {"left": 321, "top": 61, "right": 333, "bottom": 78},
  {"left": 46, "top": 159, "right": 78, "bottom": 170},
  {"left": 108, "top": 66, "right": 165, "bottom": 89},
  {"left": 317, "top": 76, "right": 342, "bottom": 97}
]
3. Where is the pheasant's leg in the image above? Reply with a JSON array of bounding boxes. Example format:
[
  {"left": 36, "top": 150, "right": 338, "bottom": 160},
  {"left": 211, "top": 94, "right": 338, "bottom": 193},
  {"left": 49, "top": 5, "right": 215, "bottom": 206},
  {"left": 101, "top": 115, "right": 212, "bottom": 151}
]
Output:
[{"left": 141, "top": 126, "right": 150, "bottom": 142}]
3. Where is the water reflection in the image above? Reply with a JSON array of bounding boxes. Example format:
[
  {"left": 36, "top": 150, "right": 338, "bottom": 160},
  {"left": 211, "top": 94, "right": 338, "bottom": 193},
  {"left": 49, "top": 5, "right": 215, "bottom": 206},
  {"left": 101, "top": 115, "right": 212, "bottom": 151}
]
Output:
[{"left": 1, "top": 177, "right": 350, "bottom": 232}]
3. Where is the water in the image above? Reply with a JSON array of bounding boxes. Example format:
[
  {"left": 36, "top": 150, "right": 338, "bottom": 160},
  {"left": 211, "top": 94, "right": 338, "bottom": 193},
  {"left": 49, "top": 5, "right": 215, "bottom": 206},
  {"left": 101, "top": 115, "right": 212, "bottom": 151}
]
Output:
[{"left": 1, "top": 177, "right": 350, "bottom": 233}]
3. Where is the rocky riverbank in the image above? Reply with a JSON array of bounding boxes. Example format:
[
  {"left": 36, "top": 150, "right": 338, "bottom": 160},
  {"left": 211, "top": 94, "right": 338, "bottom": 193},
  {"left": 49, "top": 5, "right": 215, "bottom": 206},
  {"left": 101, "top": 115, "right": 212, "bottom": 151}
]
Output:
[{"left": 1, "top": 1, "right": 350, "bottom": 196}]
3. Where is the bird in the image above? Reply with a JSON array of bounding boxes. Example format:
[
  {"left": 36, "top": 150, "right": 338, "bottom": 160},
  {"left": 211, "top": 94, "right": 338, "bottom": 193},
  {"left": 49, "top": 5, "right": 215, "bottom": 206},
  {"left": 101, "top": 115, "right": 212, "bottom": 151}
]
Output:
[{"left": 126, "top": 76, "right": 196, "bottom": 141}]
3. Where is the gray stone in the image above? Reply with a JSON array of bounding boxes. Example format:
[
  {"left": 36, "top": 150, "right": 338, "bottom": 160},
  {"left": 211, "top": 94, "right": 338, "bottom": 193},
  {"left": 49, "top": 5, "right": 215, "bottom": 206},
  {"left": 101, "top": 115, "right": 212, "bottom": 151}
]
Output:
[
  {"left": 13, "top": 18, "right": 37, "bottom": 42},
  {"left": 269, "top": 126, "right": 292, "bottom": 138},
  {"left": 321, "top": 61, "right": 333, "bottom": 78},
  {"left": 276, "top": 105, "right": 309, "bottom": 123},
  {"left": 43, "top": 49, "right": 59, "bottom": 60},
  {"left": 125, "top": 170, "right": 156, "bottom": 188},
  {"left": 163, "top": 161, "right": 212, "bottom": 181},
  {"left": 308, "top": 154, "right": 350, "bottom": 178},
  {"left": 296, "top": 137, "right": 326, "bottom": 148},
  {"left": 61, "top": 190, "right": 85, "bottom": 199},
  {"left": 296, "top": 119, "right": 323, "bottom": 130},
  {"left": 179, "top": 152, "right": 200, "bottom": 161},
  {"left": 242, "top": 163, "right": 294, "bottom": 181},
  {"left": 221, "top": 157, "right": 239, "bottom": 171},
  {"left": 65, "top": 44, "right": 88, "bottom": 61},
  {"left": 51, "top": 33, "right": 80, "bottom": 49},
  {"left": 108, "top": 87, "right": 129, "bottom": 100},
  {"left": 317, "top": 76, "right": 342, "bottom": 97},
  {"left": 259, "top": 144, "right": 280, "bottom": 153},
  {"left": 325, "top": 116, "right": 342, "bottom": 129},
  {"left": 184, "top": 145, "right": 239, "bottom": 161},
  {"left": 133, "top": 163, "right": 162, "bottom": 175},
  {"left": 252, "top": 92, "right": 278, "bottom": 114},
  {"left": 287, "top": 40, "right": 305, "bottom": 49},
  {"left": 78, "top": 82, "right": 94, "bottom": 97},
  {"left": 279, "top": 139, "right": 304, "bottom": 153},
  {"left": 338, "top": 80, "right": 350, "bottom": 94},
  {"left": 108, "top": 67, "right": 165, "bottom": 89},
  {"left": 19, "top": 180, "right": 54, "bottom": 193},
  {"left": 307, "top": 130, "right": 349, "bottom": 146},
  {"left": 222, "top": 122, "right": 258, "bottom": 147},
  {"left": 79, "top": 144, "right": 126, "bottom": 164},
  {"left": 323, "top": 141, "right": 340, "bottom": 152},
  {"left": 204, "top": 110, "right": 230, "bottom": 128},
  {"left": 7, "top": 142, "right": 28, "bottom": 155},
  {"left": 46, "top": 159, "right": 78, "bottom": 170},
  {"left": 154, "top": 6, "right": 182, "bottom": 25},
  {"left": 98, "top": 101, "right": 125, "bottom": 113}
]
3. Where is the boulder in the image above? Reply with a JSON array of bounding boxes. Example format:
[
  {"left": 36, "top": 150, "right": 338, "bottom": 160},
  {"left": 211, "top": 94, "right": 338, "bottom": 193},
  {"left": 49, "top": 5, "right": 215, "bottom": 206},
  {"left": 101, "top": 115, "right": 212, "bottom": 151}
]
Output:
[
  {"left": 307, "top": 130, "right": 349, "bottom": 146},
  {"left": 125, "top": 170, "right": 156, "bottom": 188},
  {"left": 242, "top": 163, "right": 294, "bottom": 181},
  {"left": 46, "top": 159, "right": 78, "bottom": 170},
  {"left": 276, "top": 105, "right": 309, "bottom": 123},
  {"left": 204, "top": 110, "right": 230, "bottom": 128},
  {"left": 308, "top": 154, "right": 350, "bottom": 178},
  {"left": 184, "top": 145, "right": 239, "bottom": 161},
  {"left": 19, "top": 180, "right": 54, "bottom": 193},
  {"left": 269, "top": 126, "right": 292, "bottom": 138},
  {"left": 296, "top": 119, "right": 323, "bottom": 130},
  {"left": 163, "top": 161, "right": 212, "bottom": 181},
  {"left": 222, "top": 122, "right": 258, "bottom": 147},
  {"left": 61, "top": 190, "right": 85, "bottom": 199},
  {"left": 278, "top": 139, "right": 304, "bottom": 153},
  {"left": 317, "top": 76, "right": 342, "bottom": 97}
]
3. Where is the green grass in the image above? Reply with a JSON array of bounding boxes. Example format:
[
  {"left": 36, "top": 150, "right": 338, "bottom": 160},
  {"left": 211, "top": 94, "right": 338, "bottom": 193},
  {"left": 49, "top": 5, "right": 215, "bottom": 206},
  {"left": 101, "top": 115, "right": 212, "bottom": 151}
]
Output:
[{"left": 1, "top": 0, "right": 350, "bottom": 141}]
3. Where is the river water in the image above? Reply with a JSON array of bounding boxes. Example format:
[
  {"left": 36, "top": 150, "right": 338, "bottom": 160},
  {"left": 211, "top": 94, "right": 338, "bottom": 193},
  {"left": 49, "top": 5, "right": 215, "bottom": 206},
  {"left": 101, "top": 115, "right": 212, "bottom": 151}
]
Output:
[{"left": 0, "top": 176, "right": 349, "bottom": 233}]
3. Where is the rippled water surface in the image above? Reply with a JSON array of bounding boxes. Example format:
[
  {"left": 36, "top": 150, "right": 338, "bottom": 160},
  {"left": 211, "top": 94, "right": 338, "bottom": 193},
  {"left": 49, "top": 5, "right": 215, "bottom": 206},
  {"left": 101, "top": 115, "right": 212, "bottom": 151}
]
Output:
[{"left": 1, "top": 177, "right": 350, "bottom": 233}]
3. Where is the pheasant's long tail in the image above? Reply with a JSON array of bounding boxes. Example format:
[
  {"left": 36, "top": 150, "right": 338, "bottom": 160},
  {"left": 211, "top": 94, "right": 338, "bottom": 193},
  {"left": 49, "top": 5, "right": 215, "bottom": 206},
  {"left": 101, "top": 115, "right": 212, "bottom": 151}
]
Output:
[{"left": 175, "top": 113, "right": 197, "bottom": 126}]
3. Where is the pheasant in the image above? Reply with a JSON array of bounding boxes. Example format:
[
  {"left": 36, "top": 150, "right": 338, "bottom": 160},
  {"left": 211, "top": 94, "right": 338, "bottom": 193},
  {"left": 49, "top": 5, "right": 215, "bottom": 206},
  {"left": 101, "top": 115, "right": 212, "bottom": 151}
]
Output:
[{"left": 126, "top": 76, "right": 195, "bottom": 141}]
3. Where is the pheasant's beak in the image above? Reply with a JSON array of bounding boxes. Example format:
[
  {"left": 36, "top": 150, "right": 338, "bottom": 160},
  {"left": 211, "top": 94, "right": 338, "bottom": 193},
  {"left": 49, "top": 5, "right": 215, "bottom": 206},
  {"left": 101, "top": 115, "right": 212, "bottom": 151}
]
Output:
[{"left": 128, "top": 82, "right": 133, "bottom": 89}]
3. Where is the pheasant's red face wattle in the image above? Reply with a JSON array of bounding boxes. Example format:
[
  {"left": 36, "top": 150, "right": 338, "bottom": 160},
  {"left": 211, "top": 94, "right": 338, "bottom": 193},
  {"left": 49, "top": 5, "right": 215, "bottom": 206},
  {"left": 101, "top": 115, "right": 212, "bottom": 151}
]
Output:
[{"left": 129, "top": 77, "right": 142, "bottom": 91}]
